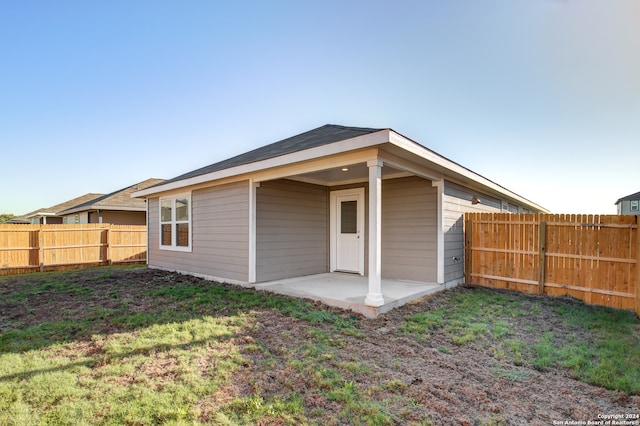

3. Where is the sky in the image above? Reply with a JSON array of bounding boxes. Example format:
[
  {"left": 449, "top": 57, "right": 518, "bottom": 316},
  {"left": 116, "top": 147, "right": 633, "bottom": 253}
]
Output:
[{"left": 1, "top": 0, "right": 638, "bottom": 215}]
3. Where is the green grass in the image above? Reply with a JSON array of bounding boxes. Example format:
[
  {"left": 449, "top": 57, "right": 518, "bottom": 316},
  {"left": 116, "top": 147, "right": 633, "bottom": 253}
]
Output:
[
  {"left": 402, "top": 287, "right": 640, "bottom": 393},
  {"left": 1, "top": 267, "right": 639, "bottom": 425},
  {"left": 0, "top": 266, "right": 421, "bottom": 425},
  {"left": 548, "top": 302, "right": 640, "bottom": 391}
]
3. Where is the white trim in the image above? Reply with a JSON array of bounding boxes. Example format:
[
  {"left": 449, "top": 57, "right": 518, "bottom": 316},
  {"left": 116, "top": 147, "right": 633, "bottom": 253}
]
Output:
[
  {"left": 379, "top": 151, "right": 442, "bottom": 181},
  {"left": 432, "top": 179, "right": 444, "bottom": 283},
  {"left": 330, "top": 187, "right": 365, "bottom": 275},
  {"left": 158, "top": 192, "right": 192, "bottom": 252}
]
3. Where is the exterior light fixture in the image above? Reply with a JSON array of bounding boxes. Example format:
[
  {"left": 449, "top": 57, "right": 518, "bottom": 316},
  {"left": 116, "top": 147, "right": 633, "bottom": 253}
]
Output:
[{"left": 341, "top": 167, "right": 349, "bottom": 172}]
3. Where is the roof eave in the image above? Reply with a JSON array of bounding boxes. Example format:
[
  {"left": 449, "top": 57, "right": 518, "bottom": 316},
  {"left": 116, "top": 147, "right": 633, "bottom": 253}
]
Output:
[
  {"left": 132, "top": 129, "right": 393, "bottom": 198},
  {"left": 132, "top": 127, "right": 548, "bottom": 213},
  {"left": 387, "top": 131, "right": 549, "bottom": 213},
  {"left": 59, "top": 205, "right": 147, "bottom": 215}
]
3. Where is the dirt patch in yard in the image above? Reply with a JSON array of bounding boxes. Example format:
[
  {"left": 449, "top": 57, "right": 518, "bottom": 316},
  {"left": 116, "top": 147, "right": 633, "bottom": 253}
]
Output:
[
  {"left": 237, "top": 296, "right": 638, "bottom": 425},
  {"left": 1, "top": 267, "right": 638, "bottom": 425}
]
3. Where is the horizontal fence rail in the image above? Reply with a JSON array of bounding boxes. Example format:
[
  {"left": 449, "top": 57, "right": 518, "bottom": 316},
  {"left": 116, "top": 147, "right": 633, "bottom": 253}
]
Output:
[
  {"left": 465, "top": 213, "right": 639, "bottom": 317},
  {"left": 0, "top": 224, "right": 147, "bottom": 275}
]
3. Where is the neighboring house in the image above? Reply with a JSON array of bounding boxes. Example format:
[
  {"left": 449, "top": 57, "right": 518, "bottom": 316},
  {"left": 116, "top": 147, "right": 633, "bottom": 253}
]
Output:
[
  {"left": 133, "top": 124, "right": 548, "bottom": 311},
  {"left": 615, "top": 191, "right": 640, "bottom": 215},
  {"left": 23, "top": 193, "right": 104, "bottom": 224},
  {"left": 4, "top": 216, "right": 31, "bottom": 224},
  {"left": 58, "top": 178, "right": 164, "bottom": 225}
]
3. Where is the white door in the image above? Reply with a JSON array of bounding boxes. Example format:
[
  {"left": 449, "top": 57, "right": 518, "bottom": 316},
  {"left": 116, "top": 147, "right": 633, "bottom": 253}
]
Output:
[{"left": 331, "top": 189, "right": 364, "bottom": 274}]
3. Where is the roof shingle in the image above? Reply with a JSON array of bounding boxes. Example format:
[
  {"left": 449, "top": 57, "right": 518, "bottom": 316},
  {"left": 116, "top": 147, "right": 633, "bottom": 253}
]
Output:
[{"left": 160, "top": 124, "right": 382, "bottom": 186}]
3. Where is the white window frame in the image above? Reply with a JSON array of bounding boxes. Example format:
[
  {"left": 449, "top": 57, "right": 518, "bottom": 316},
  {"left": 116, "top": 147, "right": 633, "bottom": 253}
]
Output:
[
  {"left": 159, "top": 193, "right": 192, "bottom": 252},
  {"left": 631, "top": 200, "right": 639, "bottom": 212}
]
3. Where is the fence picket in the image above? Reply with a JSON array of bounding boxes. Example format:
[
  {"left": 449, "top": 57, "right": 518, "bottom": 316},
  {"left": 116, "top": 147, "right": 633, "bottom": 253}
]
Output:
[
  {"left": 465, "top": 213, "right": 638, "bottom": 316},
  {"left": 0, "top": 224, "right": 146, "bottom": 275}
]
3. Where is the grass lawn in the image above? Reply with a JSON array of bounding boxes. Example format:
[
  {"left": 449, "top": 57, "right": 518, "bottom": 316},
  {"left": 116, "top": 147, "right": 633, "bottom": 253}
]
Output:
[{"left": 0, "top": 266, "right": 638, "bottom": 425}]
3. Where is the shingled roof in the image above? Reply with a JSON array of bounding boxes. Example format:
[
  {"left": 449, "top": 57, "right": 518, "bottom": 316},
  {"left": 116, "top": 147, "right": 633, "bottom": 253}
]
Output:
[
  {"left": 25, "top": 193, "right": 104, "bottom": 219},
  {"left": 160, "top": 124, "right": 383, "bottom": 186},
  {"left": 615, "top": 190, "right": 640, "bottom": 204},
  {"left": 58, "top": 178, "right": 165, "bottom": 215}
]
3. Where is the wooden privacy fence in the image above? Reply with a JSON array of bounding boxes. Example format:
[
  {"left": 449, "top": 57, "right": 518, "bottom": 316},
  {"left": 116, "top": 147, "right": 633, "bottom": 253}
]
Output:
[
  {"left": 0, "top": 224, "right": 147, "bottom": 275},
  {"left": 465, "top": 213, "right": 639, "bottom": 317}
]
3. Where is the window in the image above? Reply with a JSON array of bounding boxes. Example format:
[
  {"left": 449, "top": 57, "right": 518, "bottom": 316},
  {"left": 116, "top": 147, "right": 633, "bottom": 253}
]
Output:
[
  {"left": 631, "top": 200, "right": 639, "bottom": 212},
  {"left": 160, "top": 194, "right": 191, "bottom": 251}
]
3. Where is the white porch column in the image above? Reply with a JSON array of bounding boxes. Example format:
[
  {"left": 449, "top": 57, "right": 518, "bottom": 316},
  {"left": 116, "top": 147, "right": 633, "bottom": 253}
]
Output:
[
  {"left": 432, "top": 179, "right": 444, "bottom": 283},
  {"left": 365, "top": 159, "right": 384, "bottom": 307},
  {"left": 248, "top": 179, "right": 259, "bottom": 283}
]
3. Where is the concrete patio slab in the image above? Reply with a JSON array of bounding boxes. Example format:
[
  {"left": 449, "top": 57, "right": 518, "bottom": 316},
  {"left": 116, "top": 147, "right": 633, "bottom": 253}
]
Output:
[{"left": 254, "top": 273, "right": 448, "bottom": 318}]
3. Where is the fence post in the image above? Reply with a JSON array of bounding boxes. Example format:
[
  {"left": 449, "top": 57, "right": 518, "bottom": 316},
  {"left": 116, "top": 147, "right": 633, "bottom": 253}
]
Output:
[
  {"left": 635, "top": 216, "right": 640, "bottom": 319},
  {"left": 538, "top": 221, "right": 546, "bottom": 294},
  {"left": 106, "top": 224, "right": 111, "bottom": 265},
  {"left": 465, "top": 215, "right": 473, "bottom": 285},
  {"left": 39, "top": 225, "right": 44, "bottom": 272}
]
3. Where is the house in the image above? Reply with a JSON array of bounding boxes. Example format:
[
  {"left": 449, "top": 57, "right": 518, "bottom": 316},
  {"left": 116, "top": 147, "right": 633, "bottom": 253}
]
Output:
[
  {"left": 58, "top": 178, "right": 164, "bottom": 224},
  {"left": 133, "top": 124, "right": 548, "bottom": 317},
  {"left": 23, "top": 193, "right": 104, "bottom": 224},
  {"left": 4, "top": 216, "right": 31, "bottom": 224},
  {"left": 615, "top": 191, "right": 640, "bottom": 215}
]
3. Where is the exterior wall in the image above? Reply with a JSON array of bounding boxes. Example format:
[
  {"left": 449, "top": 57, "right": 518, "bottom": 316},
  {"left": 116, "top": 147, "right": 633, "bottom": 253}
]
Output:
[
  {"left": 95, "top": 211, "right": 146, "bottom": 225},
  {"left": 443, "top": 181, "right": 501, "bottom": 283},
  {"left": 148, "top": 180, "right": 250, "bottom": 283},
  {"left": 33, "top": 216, "right": 63, "bottom": 224},
  {"left": 333, "top": 176, "right": 439, "bottom": 282},
  {"left": 382, "top": 176, "right": 438, "bottom": 282},
  {"left": 77, "top": 213, "right": 89, "bottom": 224},
  {"left": 256, "top": 179, "right": 328, "bottom": 282},
  {"left": 61, "top": 211, "right": 145, "bottom": 225},
  {"left": 61, "top": 212, "right": 89, "bottom": 224},
  {"left": 617, "top": 199, "right": 640, "bottom": 215},
  {"left": 63, "top": 211, "right": 145, "bottom": 224}
]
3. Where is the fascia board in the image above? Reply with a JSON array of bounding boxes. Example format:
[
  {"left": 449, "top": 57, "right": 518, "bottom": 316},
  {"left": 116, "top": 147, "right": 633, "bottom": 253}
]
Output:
[
  {"left": 132, "top": 130, "right": 392, "bottom": 198},
  {"left": 59, "top": 205, "right": 146, "bottom": 215},
  {"left": 387, "top": 131, "right": 549, "bottom": 213},
  {"left": 25, "top": 212, "right": 56, "bottom": 219}
]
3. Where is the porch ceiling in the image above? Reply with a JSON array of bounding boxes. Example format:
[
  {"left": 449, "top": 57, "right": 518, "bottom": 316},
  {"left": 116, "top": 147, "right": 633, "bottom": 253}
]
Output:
[{"left": 286, "top": 162, "right": 409, "bottom": 186}]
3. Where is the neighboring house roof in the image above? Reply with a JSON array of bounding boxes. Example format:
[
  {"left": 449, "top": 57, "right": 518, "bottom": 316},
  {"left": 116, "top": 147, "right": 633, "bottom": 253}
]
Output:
[
  {"left": 615, "top": 191, "right": 640, "bottom": 205},
  {"left": 58, "top": 178, "right": 165, "bottom": 216},
  {"left": 133, "top": 124, "right": 548, "bottom": 212},
  {"left": 4, "top": 216, "right": 31, "bottom": 224},
  {"left": 25, "top": 193, "right": 104, "bottom": 219}
]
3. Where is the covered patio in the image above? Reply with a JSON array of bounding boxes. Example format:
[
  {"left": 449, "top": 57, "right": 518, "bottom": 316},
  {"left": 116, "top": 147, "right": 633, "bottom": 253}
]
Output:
[{"left": 254, "top": 272, "right": 450, "bottom": 318}]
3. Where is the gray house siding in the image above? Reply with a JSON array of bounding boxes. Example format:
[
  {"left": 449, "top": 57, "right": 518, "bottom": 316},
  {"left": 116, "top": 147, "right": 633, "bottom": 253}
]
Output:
[
  {"left": 443, "top": 181, "right": 501, "bottom": 283},
  {"left": 256, "top": 179, "right": 329, "bottom": 282},
  {"left": 382, "top": 176, "right": 438, "bottom": 282},
  {"left": 617, "top": 199, "right": 640, "bottom": 215},
  {"left": 148, "top": 181, "right": 250, "bottom": 283}
]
